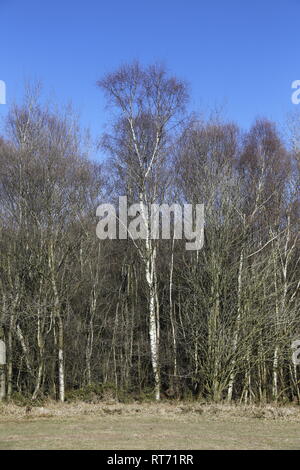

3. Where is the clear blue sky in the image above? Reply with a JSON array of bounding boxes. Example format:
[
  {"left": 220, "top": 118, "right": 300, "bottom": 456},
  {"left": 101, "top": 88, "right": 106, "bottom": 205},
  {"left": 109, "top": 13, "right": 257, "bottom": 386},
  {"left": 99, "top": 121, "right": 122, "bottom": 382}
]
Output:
[{"left": 0, "top": 0, "right": 299, "bottom": 157}]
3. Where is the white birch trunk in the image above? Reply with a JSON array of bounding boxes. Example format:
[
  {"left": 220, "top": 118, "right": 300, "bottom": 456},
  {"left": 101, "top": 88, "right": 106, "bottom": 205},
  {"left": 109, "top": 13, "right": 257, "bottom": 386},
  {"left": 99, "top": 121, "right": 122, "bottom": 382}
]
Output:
[
  {"left": 58, "top": 346, "right": 65, "bottom": 402},
  {"left": 141, "top": 193, "right": 160, "bottom": 401},
  {"left": 49, "top": 240, "right": 65, "bottom": 402},
  {"left": 272, "top": 346, "right": 279, "bottom": 401}
]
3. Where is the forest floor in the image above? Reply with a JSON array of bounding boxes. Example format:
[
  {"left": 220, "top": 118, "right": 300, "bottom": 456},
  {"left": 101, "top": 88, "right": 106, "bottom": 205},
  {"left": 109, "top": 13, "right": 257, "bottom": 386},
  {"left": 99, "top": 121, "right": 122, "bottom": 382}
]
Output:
[{"left": 0, "top": 402, "right": 299, "bottom": 450}]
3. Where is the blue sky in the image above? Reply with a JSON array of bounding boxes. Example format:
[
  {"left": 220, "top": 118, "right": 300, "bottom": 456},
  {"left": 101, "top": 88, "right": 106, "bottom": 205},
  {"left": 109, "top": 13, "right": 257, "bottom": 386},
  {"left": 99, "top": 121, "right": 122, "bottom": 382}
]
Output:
[{"left": 0, "top": 0, "right": 299, "bottom": 157}]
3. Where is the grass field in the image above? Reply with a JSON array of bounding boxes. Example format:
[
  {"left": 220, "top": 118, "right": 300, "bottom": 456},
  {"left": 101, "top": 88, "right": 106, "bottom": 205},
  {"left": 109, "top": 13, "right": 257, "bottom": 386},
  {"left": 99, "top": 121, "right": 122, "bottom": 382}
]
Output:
[{"left": 0, "top": 402, "right": 300, "bottom": 450}]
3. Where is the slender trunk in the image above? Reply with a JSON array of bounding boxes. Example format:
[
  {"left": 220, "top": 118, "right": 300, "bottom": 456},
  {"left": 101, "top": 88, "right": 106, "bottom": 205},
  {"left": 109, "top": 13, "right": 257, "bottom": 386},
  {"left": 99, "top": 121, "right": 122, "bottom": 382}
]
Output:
[
  {"left": 0, "top": 301, "right": 6, "bottom": 401},
  {"left": 169, "top": 238, "right": 177, "bottom": 388},
  {"left": 7, "top": 319, "right": 13, "bottom": 399},
  {"left": 58, "top": 314, "right": 65, "bottom": 402},
  {"left": 0, "top": 365, "right": 5, "bottom": 401},
  {"left": 86, "top": 289, "right": 96, "bottom": 386},
  {"left": 272, "top": 246, "right": 279, "bottom": 402},
  {"left": 140, "top": 192, "right": 160, "bottom": 401},
  {"left": 228, "top": 248, "right": 244, "bottom": 401},
  {"left": 0, "top": 327, "right": 5, "bottom": 401},
  {"left": 208, "top": 255, "right": 221, "bottom": 401},
  {"left": 146, "top": 246, "right": 160, "bottom": 400},
  {"left": 272, "top": 347, "right": 279, "bottom": 401},
  {"left": 32, "top": 362, "right": 43, "bottom": 400},
  {"left": 49, "top": 240, "right": 65, "bottom": 402},
  {"left": 32, "top": 311, "right": 45, "bottom": 400},
  {"left": 16, "top": 324, "right": 33, "bottom": 376}
]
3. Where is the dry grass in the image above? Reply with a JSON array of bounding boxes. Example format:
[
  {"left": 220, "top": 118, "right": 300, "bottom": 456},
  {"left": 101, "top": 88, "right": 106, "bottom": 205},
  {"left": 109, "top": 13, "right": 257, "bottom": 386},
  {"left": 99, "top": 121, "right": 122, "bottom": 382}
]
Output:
[
  {"left": 1, "top": 400, "right": 300, "bottom": 421},
  {"left": 0, "top": 401, "right": 300, "bottom": 449}
]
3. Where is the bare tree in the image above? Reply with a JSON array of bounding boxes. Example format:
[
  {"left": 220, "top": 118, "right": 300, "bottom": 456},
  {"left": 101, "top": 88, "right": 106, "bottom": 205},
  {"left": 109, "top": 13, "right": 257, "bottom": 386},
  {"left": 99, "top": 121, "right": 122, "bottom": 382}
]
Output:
[{"left": 98, "top": 62, "right": 188, "bottom": 400}]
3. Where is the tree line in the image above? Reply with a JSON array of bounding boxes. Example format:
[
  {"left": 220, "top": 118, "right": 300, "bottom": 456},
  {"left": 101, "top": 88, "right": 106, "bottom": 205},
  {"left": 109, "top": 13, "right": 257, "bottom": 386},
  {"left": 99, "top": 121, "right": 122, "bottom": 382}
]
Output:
[{"left": 0, "top": 62, "right": 299, "bottom": 403}]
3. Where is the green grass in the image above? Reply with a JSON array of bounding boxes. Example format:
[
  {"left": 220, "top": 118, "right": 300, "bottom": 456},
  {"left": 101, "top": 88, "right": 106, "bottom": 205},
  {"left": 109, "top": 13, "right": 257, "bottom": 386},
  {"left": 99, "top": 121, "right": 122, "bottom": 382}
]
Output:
[{"left": 0, "top": 403, "right": 300, "bottom": 449}]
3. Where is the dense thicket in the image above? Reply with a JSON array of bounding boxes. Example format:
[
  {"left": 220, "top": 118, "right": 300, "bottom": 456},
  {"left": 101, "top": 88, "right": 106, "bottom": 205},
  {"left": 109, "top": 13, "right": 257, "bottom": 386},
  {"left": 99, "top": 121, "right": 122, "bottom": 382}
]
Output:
[{"left": 0, "top": 64, "right": 299, "bottom": 404}]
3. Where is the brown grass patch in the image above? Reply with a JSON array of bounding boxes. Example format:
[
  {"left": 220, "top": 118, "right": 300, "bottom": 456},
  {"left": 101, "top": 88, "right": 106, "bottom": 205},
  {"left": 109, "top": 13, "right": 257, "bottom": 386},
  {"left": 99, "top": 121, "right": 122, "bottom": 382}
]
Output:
[{"left": 0, "top": 400, "right": 299, "bottom": 422}]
